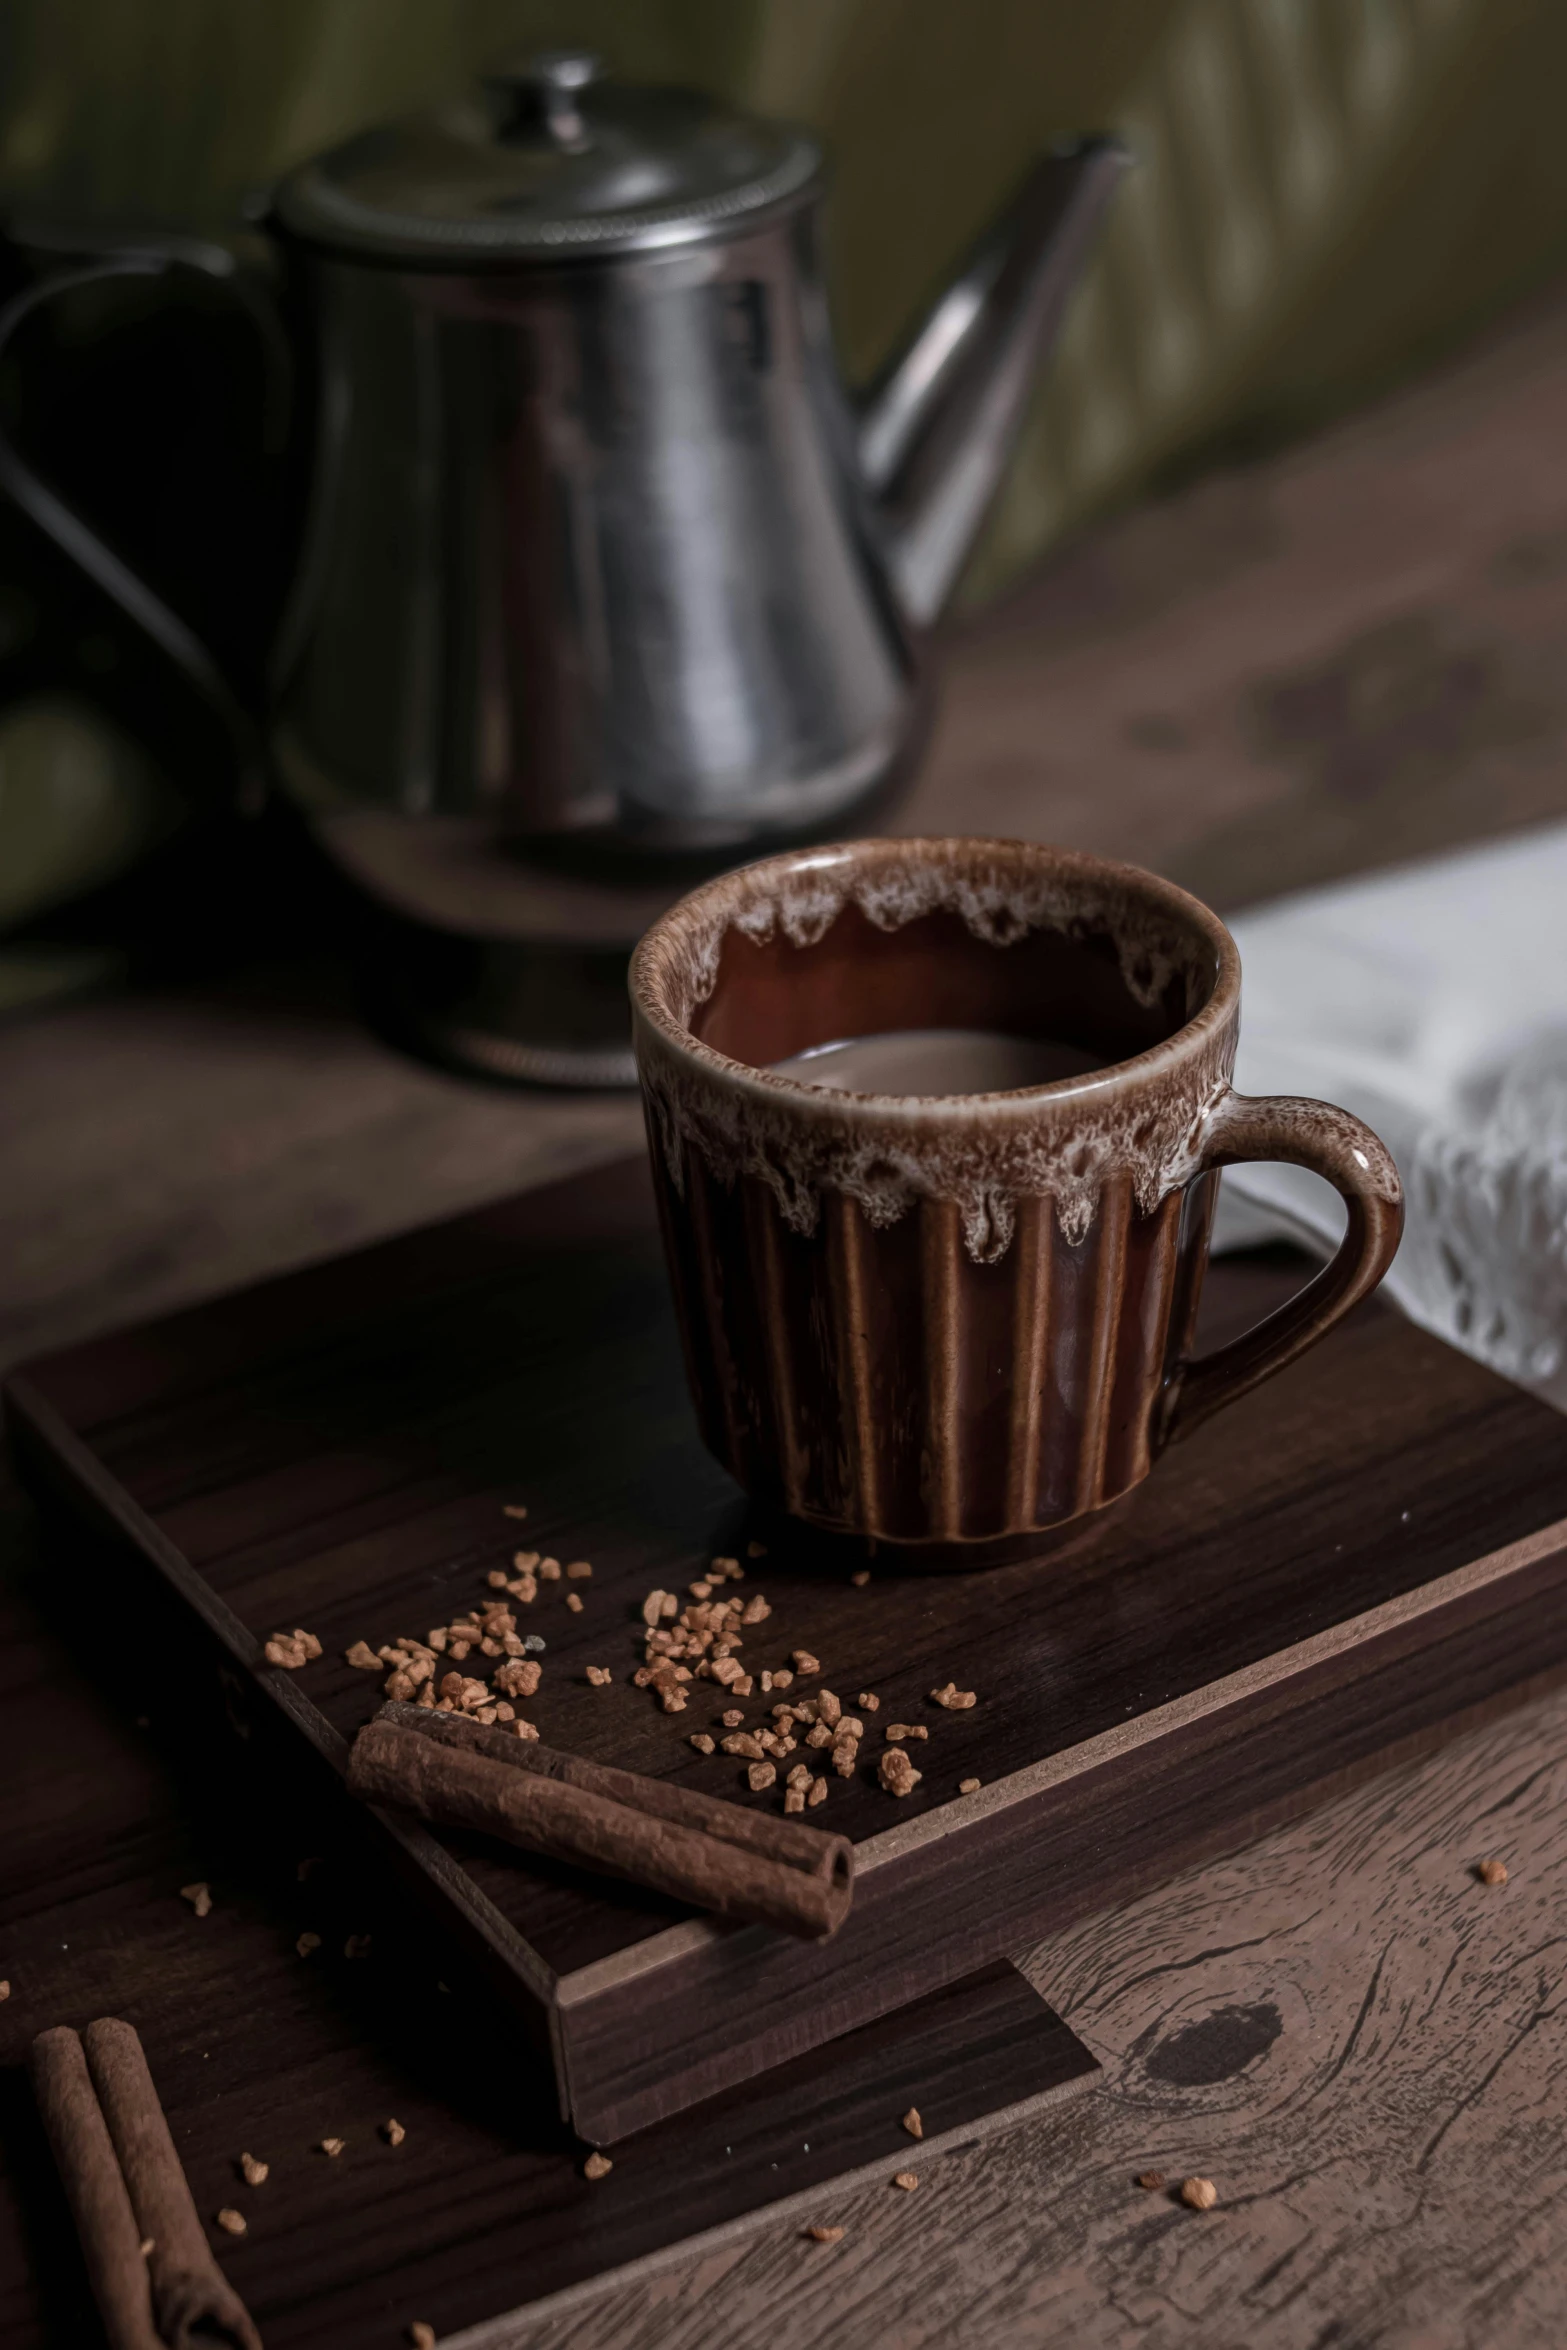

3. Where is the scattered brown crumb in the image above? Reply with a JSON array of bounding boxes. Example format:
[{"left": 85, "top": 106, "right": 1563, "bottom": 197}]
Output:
[
  {"left": 642, "top": 1590, "right": 669, "bottom": 1627},
  {"left": 539, "top": 1558, "right": 562, "bottom": 1581},
  {"left": 1477, "top": 1857, "right": 1509, "bottom": 1886},
  {"left": 850, "top": 1570, "right": 870, "bottom": 1587},
  {"left": 583, "top": 2151, "right": 613, "bottom": 2180},
  {"left": 879, "top": 1749, "right": 922, "bottom": 1798},
  {"left": 345, "top": 1934, "right": 372, "bottom": 1961},
  {"left": 1135, "top": 2170, "right": 1165, "bottom": 2191},
  {"left": 784, "top": 1787, "right": 805, "bottom": 1813},
  {"left": 883, "top": 1724, "right": 928, "bottom": 1743},
  {"left": 345, "top": 1641, "right": 381, "bottom": 1671},
  {"left": 319, "top": 2137, "right": 345, "bottom": 2158},
  {"left": 930, "top": 1683, "right": 975, "bottom": 1710},
  {"left": 808, "top": 1776, "right": 828, "bottom": 1807},
  {"left": 263, "top": 1629, "right": 322, "bottom": 1669},
  {"left": 0, "top": 1982, "right": 9, "bottom": 2001},
  {"left": 503, "top": 1504, "right": 529, "bottom": 1519},
  {"left": 495, "top": 1659, "right": 541, "bottom": 1699},
  {"left": 771, "top": 1668, "right": 794, "bottom": 1690},
  {"left": 239, "top": 2152, "right": 268, "bottom": 2186},
  {"left": 747, "top": 1761, "right": 778, "bottom": 1792},
  {"left": 514, "top": 1719, "right": 539, "bottom": 1741},
  {"left": 721, "top": 1708, "right": 745, "bottom": 1729},
  {"left": 215, "top": 2207, "right": 246, "bottom": 2236},
  {"left": 722, "top": 1731, "right": 765, "bottom": 1758},
  {"left": 565, "top": 1592, "right": 584, "bottom": 1614},
  {"left": 689, "top": 1580, "right": 713, "bottom": 1600},
  {"left": 688, "top": 1733, "right": 715, "bottom": 1754},
  {"left": 792, "top": 1650, "right": 819, "bottom": 1675},
  {"left": 858, "top": 1692, "right": 880, "bottom": 1711},
  {"left": 409, "top": 2327, "right": 436, "bottom": 2350},
  {"left": 180, "top": 1882, "right": 212, "bottom": 1918},
  {"left": 585, "top": 1665, "right": 611, "bottom": 1686},
  {"left": 486, "top": 1569, "right": 509, "bottom": 1589},
  {"left": 139, "top": 2238, "right": 154, "bottom": 2257},
  {"left": 959, "top": 1777, "right": 982, "bottom": 1795},
  {"left": 805, "top": 2224, "right": 844, "bottom": 2243},
  {"left": 902, "top": 2107, "right": 923, "bottom": 2140},
  {"left": 712, "top": 1555, "right": 740, "bottom": 1576},
  {"left": 296, "top": 1932, "right": 321, "bottom": 1958},
  {"left": 383, "top": 2119, "right": 406, "bottom": 2146},
  {"left": 1180, "top": 2176, "right": 1218, "bottom": 2211},
  {"left": 565, "top": 1560, "right": 593, "bottom": 1580},
  {"left": 892, "top": 2171, "right": 918, "bottom": 2192}
]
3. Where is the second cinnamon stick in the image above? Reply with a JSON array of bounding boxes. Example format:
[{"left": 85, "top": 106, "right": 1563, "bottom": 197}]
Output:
[
  {"left": 32, "top": 2019, "right": 261, "bottom": 2350},
  {"left": 83, "top": 2018, "right": 261, "bottom": 2350},
  {"left": 30, "top": 2027, "right": 161, "bottom": 2350},
  {"left": 348, "top": 1703, "right": 854, "bottom": 1939}
]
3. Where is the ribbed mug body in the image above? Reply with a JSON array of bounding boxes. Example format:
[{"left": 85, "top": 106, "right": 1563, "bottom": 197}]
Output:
[
  {"left": 632, "top": 837, "right": 1239, "bottom": 1550},
  {"left": 651, "top": 1151, "right": 1223, "bottom": 1543}
]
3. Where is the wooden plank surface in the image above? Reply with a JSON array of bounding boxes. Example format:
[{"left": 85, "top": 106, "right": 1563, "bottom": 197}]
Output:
[
  {"left": 496, "top": 1686, "right": 1567, "bottom": 2350},
  {"left": 14, "top": 1153, "right": 1567, "bottom": 2157},
  {"left": 7, "top": 276, "right": 1567, "bottom": 2340}
]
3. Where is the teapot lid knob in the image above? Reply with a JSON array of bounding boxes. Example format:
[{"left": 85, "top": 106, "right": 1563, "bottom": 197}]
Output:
[{"left": 485, "top": 48, "right": 603, "bottom": 149}]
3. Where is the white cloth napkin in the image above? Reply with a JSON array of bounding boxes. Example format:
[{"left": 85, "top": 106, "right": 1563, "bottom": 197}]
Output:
[{"left": 1213, "top": 821, "right": 1567, "bottom": 1406}]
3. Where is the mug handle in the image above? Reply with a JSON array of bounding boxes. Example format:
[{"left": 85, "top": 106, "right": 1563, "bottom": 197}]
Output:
[{"left": 1162, "top": 1092, "right": 1404, "bottom": 1444}]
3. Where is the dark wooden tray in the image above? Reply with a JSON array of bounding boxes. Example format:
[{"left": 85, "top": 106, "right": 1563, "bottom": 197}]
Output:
[{"left": 9, "top": 1154, "right": 1567, "bottom": 2146}]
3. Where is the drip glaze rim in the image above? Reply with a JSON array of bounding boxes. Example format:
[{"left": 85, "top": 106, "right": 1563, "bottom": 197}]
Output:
[{"left": 629, "top": 835, "right": 1241, "bottom": 1121}]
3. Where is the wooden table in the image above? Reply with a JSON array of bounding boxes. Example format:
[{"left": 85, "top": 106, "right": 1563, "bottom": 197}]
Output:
[{"left": 8, "top": 281, "right": 1567, "bottom": 2347}]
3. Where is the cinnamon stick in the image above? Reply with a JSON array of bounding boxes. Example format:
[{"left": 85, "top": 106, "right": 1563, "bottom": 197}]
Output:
[
  {"left": 32, "top": 2020, "right": 261, "bottom": 2350},
  {"left": 348, "top": 1702, "right": 855, "bottom": 1940},
  {"left": 31, "top": 2028, "right": 161, "bottom": 2350}
]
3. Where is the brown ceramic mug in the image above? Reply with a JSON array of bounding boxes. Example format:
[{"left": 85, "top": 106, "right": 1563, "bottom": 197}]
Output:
[{"left": 630, "top": 836, "right": 1403, "bottom": 1556}]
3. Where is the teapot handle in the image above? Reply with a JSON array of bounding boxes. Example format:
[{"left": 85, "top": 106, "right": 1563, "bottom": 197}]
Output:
[{"left": 0, "top": 223, "right": 290, "bottom": 811}]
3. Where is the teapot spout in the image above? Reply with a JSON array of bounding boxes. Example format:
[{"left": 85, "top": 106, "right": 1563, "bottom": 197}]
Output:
[{"left": 860, "top": 138, "right": 1129, "bottom": 627}]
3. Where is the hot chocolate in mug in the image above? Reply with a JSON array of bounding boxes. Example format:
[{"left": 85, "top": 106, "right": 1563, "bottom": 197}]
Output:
[{"left": 631, "top": 836, "right": 1403, "bottom": 1557}]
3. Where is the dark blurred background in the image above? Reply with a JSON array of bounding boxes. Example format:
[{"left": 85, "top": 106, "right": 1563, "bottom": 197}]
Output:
[{"left": 4, "top": 0, "right": 1567, "bottom": 1008}]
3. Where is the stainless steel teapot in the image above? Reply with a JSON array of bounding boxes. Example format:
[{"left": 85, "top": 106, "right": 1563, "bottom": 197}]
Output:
[{"left": 0, "top": 53, "right": 1125, "bottom": 883}]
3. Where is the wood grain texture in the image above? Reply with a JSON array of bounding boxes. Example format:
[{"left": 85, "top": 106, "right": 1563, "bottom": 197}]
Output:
[
  {"left": 12, "top": 1154, "right": 1567, "bottom": 2152},
  {"left": 903, "top": 278, "right": 1567, "bottom": 913},
  {"left": 8, "top": 276, "right": 1567, "bottom": 2341},
  {"left": 492, "top": 1685, "right": 1567, "bottom": 2350},
  {"left": 0, "top": 1461, "right": 1097, "bottom": 2349}
]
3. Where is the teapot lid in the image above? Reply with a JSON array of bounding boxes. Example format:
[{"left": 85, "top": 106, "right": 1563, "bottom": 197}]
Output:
[{"left": 273, "top": 51, "right": 821, "bottom": 264}]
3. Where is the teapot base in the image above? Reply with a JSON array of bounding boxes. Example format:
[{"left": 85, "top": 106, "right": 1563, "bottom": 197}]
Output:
[{"left": 300, "top": 689, "right": 931, "bottom": 1090}]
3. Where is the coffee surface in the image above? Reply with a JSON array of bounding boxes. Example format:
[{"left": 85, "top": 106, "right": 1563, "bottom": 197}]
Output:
[{"left": 770, "top": 1027, "right": 1106, "bottom": 1096}]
